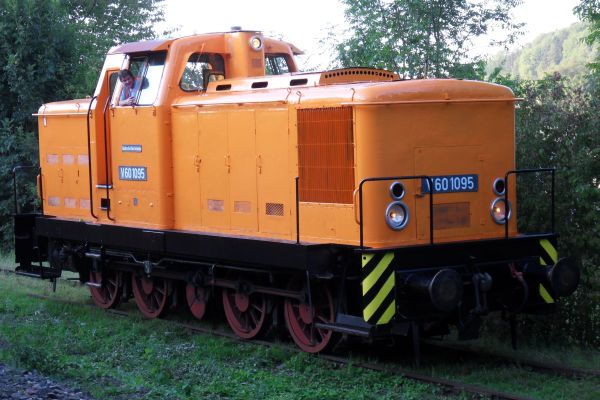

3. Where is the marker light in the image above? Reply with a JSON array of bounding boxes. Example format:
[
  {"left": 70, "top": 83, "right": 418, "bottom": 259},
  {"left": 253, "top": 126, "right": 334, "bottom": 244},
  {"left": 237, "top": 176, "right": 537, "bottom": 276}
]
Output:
[
  {"left": 493, "top": 178, "right": 506, "bottom": 196},
  {"left": 249, "top": 36, "right": 263, "bottom": 51},
  {"left": 490, "top": 197, "right": 511, "bottom": 224},
  {"left": 389, "top": 181, "right": 405, "bottom": 200},
  {"left": 385, "top": 201, "right": 409, "bottom": 230}
]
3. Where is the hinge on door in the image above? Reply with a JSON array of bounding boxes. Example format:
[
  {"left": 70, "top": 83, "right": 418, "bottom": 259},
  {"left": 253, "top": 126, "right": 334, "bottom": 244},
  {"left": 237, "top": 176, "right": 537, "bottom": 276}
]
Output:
[
  {"left": 225, "top": 155, "right": 231, "bottom": 173},
  {"left": 193, "top": 155, "right": 201, "bottom": 172}
]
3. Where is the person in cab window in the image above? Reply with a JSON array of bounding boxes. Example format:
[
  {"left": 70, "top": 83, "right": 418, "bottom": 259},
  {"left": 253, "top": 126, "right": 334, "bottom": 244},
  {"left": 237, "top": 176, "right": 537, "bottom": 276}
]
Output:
[{"left": 118, "top": 69, "right": 140, "bottom": 106}]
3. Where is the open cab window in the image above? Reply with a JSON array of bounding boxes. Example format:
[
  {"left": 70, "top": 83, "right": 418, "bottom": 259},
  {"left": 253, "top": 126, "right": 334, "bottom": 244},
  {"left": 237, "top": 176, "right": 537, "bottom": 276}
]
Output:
[
  {"left": 180, "top": 53, "right": 225, "bottom": 92},
  {"left": 113, "top": 52, "right": 166, "bottom": 106},
  {"left": 265, "top": 54, "right": 291, "bottom": 75}
]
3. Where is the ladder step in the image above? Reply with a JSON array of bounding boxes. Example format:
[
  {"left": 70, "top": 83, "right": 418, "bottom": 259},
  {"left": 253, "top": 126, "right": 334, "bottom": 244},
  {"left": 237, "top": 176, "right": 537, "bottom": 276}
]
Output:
[
  {"left": 85, "top": 282, "right": 102, "bottom": 288},
  {"left": 315, "top": 313, "right": 375, "bottom": 337}
]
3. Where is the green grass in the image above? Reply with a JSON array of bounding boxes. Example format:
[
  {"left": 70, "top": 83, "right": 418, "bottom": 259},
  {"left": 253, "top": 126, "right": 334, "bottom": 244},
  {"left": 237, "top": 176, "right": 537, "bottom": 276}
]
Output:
[
  {"left": 0, "top": 272, "right": 450, "bottom": 400},
  {"left": 0, "top": 266, "right": 599, "bottom": 400}
]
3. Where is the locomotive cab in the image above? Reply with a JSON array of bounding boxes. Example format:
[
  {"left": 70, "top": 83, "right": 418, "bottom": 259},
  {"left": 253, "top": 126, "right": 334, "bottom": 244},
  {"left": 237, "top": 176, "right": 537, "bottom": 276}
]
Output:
[{"left": 13, "top": 29, "right": 579, "bottom": 356}]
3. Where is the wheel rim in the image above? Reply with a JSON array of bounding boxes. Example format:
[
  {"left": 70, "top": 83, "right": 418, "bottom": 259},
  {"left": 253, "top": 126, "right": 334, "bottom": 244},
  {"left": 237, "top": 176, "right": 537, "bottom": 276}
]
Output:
[
  {"left": 222, "top": 288, "right": 267, "bottom": 339},
  {"left": 186, "top": 283, "right": 207, "bottom": 320},
  {"left": 284, "top": 284, "right": 334, "bottom": 353},
  {"left": 89, "top": 269, "right": 122, "bottom": 309},
  {"left": 132, "top": 274, "right": 170, "bottom": 318}
]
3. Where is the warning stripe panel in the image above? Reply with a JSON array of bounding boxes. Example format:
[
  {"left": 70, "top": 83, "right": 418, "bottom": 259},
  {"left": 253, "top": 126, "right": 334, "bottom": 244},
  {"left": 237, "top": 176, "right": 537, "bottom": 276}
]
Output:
[
  {"left": 539, "top": 238, "right": 558, "bottom": 266},
  {"left": 538, "top": 239, "right": 557, "bottom": 303},
  {"left": 362, "top": 252, "right": 396, "bottom": 325}
]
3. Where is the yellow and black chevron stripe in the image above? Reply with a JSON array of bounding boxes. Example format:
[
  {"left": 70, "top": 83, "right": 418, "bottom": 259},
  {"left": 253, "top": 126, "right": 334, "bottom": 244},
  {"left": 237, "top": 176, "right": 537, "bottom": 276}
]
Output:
[
  {"left": 362, "top": 252, "right": 396, "bottom": 325},
  {"left": 538, "top": 238, "right": 558, "bottom": 304}
]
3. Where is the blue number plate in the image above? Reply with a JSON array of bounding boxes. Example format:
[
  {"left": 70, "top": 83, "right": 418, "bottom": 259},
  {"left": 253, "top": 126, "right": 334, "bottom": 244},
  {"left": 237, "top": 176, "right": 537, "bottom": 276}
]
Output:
[
  {"left": 118, "top": 166, "right": 147, "bottom": 181},
  {"left": 421, "top": 174, "right": 478, "bottom": 194}
]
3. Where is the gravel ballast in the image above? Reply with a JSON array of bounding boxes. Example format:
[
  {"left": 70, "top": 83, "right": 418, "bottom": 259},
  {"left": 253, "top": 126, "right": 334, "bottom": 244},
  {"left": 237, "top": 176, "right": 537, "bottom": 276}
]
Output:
[{"left": 0, "top": 363, "right": 95, "bottom": 400}]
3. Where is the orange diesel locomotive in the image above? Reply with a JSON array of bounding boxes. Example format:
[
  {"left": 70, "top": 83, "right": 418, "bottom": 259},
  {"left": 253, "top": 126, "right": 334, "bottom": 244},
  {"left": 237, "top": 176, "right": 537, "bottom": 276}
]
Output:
[{"left": 13, "top": 30, "right": 579, "bottom": 353}]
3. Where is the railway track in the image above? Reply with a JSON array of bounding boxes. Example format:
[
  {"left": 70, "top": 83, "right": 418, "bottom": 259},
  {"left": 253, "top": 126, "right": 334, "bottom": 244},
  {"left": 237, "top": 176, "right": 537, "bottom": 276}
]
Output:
[{"left": 4, "top": 268, "right": 598, "bottom": 400}]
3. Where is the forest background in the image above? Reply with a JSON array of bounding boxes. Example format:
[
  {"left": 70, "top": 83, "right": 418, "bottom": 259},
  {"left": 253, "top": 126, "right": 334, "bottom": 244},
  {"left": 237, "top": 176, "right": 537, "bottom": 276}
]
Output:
[{"left": 0, "top": 0, "right": 598, "bottom": 347}]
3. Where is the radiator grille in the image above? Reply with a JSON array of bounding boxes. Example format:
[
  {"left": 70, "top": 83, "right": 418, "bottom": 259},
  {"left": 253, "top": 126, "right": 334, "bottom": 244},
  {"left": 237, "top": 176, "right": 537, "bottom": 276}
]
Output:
[{"left": 297, "top": 107, "right": 355, "bottom": 204}]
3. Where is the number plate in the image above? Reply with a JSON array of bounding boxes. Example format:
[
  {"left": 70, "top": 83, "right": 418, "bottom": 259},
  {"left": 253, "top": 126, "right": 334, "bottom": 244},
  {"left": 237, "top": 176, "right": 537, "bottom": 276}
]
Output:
[
  {"left": 118, "top": 166, "right": 147, "bottom": 181},
  {"left": 421, "top": 174, "right": 478, "bottom": 194}
]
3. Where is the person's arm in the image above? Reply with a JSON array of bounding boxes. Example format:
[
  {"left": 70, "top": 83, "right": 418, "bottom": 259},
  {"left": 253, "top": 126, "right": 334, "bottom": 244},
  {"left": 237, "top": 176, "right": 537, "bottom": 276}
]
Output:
[{"left": 119, "top": 85, "right": 135, "bottom": 106}]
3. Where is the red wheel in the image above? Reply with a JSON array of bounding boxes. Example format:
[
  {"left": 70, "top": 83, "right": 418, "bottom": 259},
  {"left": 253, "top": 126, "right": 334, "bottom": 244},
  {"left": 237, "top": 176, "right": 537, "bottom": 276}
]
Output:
[
  {"left": 222, "top": 287, "right": 268, "bottom": 339},
  {"left": 131, "top": 274, "right": 171, "bottom": 318},
  {"left": 89, "top": 269, "right": 122, "bottom": 309},
  {"left": 186, "top": 283, "right": 208, "bottom": 320},
  {"left": 284, "top": 284, "right": 334, "bottom": 353}
]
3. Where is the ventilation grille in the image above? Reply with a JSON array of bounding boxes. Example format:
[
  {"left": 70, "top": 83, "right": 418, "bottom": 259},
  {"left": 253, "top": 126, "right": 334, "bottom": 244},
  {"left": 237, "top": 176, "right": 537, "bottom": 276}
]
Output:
[
  {"left": 320, "top": 68, "right": 397, "bottom": 84},
  {"left": 266, "top": 202, "right": 284, "bottom": 216},
  {"left": 297, "top": 107, "right": 355, "bottom": 204}
]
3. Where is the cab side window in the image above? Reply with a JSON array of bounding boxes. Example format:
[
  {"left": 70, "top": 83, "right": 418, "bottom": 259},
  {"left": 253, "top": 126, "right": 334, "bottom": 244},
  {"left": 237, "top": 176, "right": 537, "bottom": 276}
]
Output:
[
  {"left": 116, "top": 52, "right": 166, "bottom": 106},
  {"left": 137, "top": 53, "right": 166, "bottom": 105},
  {"left": 180, "top": 53, "right": 225, "bottom": 91},
  {"left": 265, "top": 55, "right": 290, "bottom": 75}
]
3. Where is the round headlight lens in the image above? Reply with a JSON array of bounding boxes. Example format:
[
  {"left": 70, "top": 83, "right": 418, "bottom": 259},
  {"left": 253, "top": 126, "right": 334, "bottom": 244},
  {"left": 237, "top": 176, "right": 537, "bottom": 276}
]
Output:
[
  {"left": 249, "top": 35, "right": 263, "bottom": 51},
  {"left": 389, "top": 181, "right": 405, "bottom": 200},
  {"left": 385, "top": 201, "right": 409, "bottom": 230},
  {"left": 490, "top": 197, "right": 511, "bottom": 224},
  {"left": 493, "top": 178, "right": 506, "bottom": 196}
]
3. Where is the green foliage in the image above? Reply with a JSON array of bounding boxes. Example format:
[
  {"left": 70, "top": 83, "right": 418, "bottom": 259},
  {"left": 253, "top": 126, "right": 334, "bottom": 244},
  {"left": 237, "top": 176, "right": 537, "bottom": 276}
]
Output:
[
  {"left": 0, "top": 0, "right": 167, "bottom": 251},
  {"left": 487, "top": 23, "right": 597, "bottom": 79},
  {"left": 575, "top": 0, "right": 600, "bottom": 73},
  {"left": 332, "top": 0, "right": 523, "bottom": 78},
  {"left": 491, "top": 72, "right": 600, "bottom": 346},
  {"left": 60, "top": 0, "right": 170, "bottom": 96},
  {"left": 0, "top": 0, "right": 78, "bottom": 252}
]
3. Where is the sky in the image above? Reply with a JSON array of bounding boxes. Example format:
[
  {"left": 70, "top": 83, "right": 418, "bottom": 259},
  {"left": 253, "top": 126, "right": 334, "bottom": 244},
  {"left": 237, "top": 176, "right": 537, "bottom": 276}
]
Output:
[{"left": 159, "top": 0, "right": 581, "bottom": 70}]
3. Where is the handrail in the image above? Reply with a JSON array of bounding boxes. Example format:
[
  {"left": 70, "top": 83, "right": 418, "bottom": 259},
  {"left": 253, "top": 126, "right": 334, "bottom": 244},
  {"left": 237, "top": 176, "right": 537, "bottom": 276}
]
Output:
[
  {"left": 32, "top": 112, "right": 88, "bottom": 117},
  {"left": 86, "top": 96, "right": 98, "bottom": 219},
  {"left": 102, "top": 96, "right": 115, "bottom": 221},
  {"left": 358, "top": 176, "right": 434, "bottom": 249},
  {"left": 295, "top": 177, "right": 300, "bottom": 244},
  {"left": 341, "top": 98, "right": 524, "bottom": 106},
  {"left": 504, "top": 168, "right": 555, "bottom": 239},
  {"left": 12, "top": 165, "right": 41, "bottom": 214}
]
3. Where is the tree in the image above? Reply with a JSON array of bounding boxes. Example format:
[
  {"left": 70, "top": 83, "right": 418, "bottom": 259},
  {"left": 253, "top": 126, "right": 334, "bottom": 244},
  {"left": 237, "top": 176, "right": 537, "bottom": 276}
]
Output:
[
  {"left": 333, "top": 0, "right": 524, "bottom": 79},
  {"left": 574, "top": 0, "right": 600, "bottom": 74},
  {"left": 61, "top": 0, "right": 170, "bottom": 96},
  {"left": 488, "top": 72, "right": 600, "bottom": 346},
  {"left": 0, "top": 0, "right": 168, "bottom": 251},
  {"left": 0, "top": 0, "right": 78, "bottom": 246}
]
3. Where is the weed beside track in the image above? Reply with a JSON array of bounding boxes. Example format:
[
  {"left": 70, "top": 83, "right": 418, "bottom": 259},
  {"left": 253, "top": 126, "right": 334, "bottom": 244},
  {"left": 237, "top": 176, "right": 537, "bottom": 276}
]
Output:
[{"left": 0, "top": 268, "right": 599, "bottom": 400}]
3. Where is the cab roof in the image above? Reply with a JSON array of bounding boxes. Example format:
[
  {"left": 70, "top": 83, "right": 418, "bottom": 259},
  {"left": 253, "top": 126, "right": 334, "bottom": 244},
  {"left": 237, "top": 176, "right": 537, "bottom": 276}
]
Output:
[{"left": 107, "top": 33, "right": 303, "bottom": 56}]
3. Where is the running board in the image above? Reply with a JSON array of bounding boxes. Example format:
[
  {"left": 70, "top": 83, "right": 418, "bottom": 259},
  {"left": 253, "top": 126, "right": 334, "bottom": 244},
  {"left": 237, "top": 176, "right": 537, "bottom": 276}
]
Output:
[
  {"left": 315, "top": 313, "right": 374, "bottom": 337},
  {"left": 15, "top": 265, "right": 61, "bottom": 280}
]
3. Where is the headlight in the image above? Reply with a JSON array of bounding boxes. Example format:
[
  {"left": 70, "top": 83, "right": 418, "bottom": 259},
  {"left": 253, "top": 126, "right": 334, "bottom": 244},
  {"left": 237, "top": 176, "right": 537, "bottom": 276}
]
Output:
[
  {"left": 249, "top": 35, "right": 263, "bottom": 51},
  {"left": 385, "top": 201, "right": 409, "bottom": 230},
  {"left": 490, "top": 197, "right": 511, "bottom": 224},
  {"left": 493, "top": 178, "right": 506, "bottom": 196}
]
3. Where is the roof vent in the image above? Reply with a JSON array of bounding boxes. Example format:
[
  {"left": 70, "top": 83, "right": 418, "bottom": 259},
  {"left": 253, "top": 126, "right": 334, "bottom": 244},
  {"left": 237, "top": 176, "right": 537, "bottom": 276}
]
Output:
[{"left": 231, "top": 26, "right": 242, "bottom": 31}]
